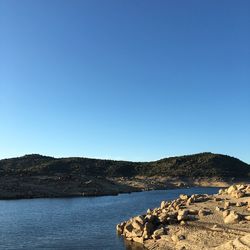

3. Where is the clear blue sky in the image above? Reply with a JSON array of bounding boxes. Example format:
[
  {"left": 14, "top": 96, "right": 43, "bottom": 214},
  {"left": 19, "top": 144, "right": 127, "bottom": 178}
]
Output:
[{"left": 0, "top": 0, "right": 249, "bottom": 163}]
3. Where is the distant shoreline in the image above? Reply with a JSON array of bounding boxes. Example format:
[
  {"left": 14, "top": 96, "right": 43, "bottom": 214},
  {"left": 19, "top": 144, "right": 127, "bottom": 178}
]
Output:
[{"left": 0, "top": 177, "right": 248, "bottom": 200}]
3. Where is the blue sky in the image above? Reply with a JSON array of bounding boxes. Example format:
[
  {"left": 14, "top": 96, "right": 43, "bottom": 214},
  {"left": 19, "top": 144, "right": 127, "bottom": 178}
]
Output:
[{"left": 0, "top": 0, "right": 249, "bottom": 163}]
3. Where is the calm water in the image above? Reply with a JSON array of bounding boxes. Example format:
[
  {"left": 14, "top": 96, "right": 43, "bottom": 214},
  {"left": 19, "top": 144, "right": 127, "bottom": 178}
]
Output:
[{"left": 0, "top": 187, "right": 219, "bottom": 250}]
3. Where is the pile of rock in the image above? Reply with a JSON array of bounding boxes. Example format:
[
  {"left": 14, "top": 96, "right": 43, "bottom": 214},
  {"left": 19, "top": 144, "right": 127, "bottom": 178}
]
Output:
[
  {"left": 116, "top": 193, "right": 211, "bottom": 243},
  {"left": 117, "top": 184, "right": 250, "bottom": 246},
  {"left": 218, "top": 184, "right": 250, "bottom": 199},
  {"left": 216, "top": 184, "right": 250, "bottom": 224}
]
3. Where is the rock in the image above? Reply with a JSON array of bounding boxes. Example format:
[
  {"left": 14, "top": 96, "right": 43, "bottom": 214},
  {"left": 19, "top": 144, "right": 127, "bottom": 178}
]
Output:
[
  {"left": 147, "top": 208, "right": 152, "bottom": 214},
  {"left": 188, "top": 209, "right": 199, "bottom": 215},
  {"left": 245, "top": 185, "right": 250, "bottom": 194},
  {"left": 132, "top": 220, "right": 143, "bottom": 231},
  {"left": 236, "top": 202, "right": 244, "bottom": 207},
  {"left": 180, "top": 220, "right": 187, "bottom": 225},
  {"left": 222, "top": 210, "right": 230, "bottom": 218},
  {"left": 166, "top": 217, "right": 177, "bottom": 224},
  {"left": 187, "top": 215, "right": 196, "bottom": 221},
  {"left": 198, "top": 210, "right": 205, "bottom": 217},
  {"left": 178, "top": 235, "right": 186, "bottom": 240},
  {"left": 175, "top": 205, "right": 181, "bottom": 210},
  {"left": 145, "top": 214, "right": 159, "bottom": 225},
  {"left": 198, "top": 209, "right": 210, "bottom": 217},
  {"left": 186, "top": 197, "right": 193, "bottom": 205},
  {"left": 177, "top": 215, "right": 186, "bottom": 221},
  {"left": 218, "top": 189, "right": 225, "bottom": 195},
  {"left": 171, "top": 234, "right": 186, "bottom": 242},
  {"left": 143, "top": 222, "right": 154, "bottom": 239},
  {"left": 116, "top": 222, "right": 126, "bottom": 234},
  {"left": 192, "top": 194, "right": 209, "bottom": 203},
  {"left": 122, "top": 216, "right": 146, "bottom": 239},
  {"left": 172, "top": 201, "right": 178, "bottom": 209},
  {"left": 227, "top": 185, "right": 237, "bottom": 194},
  {"left": 215, "top": 206, "right": 223, "bottom": 212},
  {"left": 211, "top": 224, "right": 223, "bottom": 231},
  {"left": 177, "top": 209, "right": 189, "bottom": 221},
  {"left": 160, "top": 201, "right": 167, "bottom": 209},
  {"left": 177, "top": 182, "right": 185, "bottom": 187},
  {"left": 116, "top": 183, "right": 250, "bottom": 245},
  {"left": 132, "top": 237, "right": 143, "bottom": 244},
  {"left": 224, "top": 211, "right": 240, "bottom": 224},
  {"left": 168, "top": 211, "right": 178, "bottom": 218},
  {"left": 231, "top": 190, "right": 245, "bottom": 199},
  {"left": 152, "top": 227, "right": 167, "bottom": 239},
  {"left": 214, "top": 233, "right": 250, "bottom": 249},
  {"left": 158, "top": 213, "right": 169, "bottom": 223},
  {"left": 123, "top": 221, "right": 134, "bottom": 237},
  {"left": 180, "top": 194, "right": 189, "bottom": 200},
  {"left": 236, "top": 184, "right": 246, "bottom": 191},
  {"left": 131, "top": 228, "right": 143, "bottom": 238},
  {"left": 244, "top": 215, "right": 250, "bottom": 221},
  {"left": 178, "top": 209, "right": 189, "bottom": 216},
  {"left": 134, "top": 215, "right": 144, "bottom": 225},
  {"left": 214, "top": 197, "right": 222, "bottom": 201},
  {"left": 224, "top": 201, "right": 231, "bottom": 209},
  {"left": 165, "top": 211, "right": 178, "bottom": 224}
]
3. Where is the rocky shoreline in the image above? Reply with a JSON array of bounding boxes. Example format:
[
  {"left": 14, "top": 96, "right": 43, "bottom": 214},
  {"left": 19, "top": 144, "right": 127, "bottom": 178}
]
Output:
[{"left": 117, "top": 183, "right": 250, "bottom": 249}]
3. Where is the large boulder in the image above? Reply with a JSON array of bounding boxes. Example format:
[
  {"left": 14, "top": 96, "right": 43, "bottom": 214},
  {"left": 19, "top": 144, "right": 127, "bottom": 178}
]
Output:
[
  {"left": 231, "top": 190, "right": 245, "bottom": 199},
  {"left": 143, "top": 222, "right": 155, "bottom": 239},
  {"left": 179, "top": 194, "right": 189, "bottom": 200},
  {"left": 152, "top": 227, "right": 167, "bottom": 239},
  {"left": 123, "top": 221, "right": 134, "bottom": 237},
  {"left": 227, "top": 185, "right": 237, "bottom": 194},
  {"left": 160, "top": 200, "right": 168, "bottom": 209},
  {"left": 224, "top": 211, "right": 240, "bottom": 224},
  {"left": 145, "top": 214, "right": 159, "bottom": 225},
  {"left": 116, "top": 222, "right": 126, "bottom": 234},
  {"left": 177, "top": 209, "right": 189, "bottom": 221}
]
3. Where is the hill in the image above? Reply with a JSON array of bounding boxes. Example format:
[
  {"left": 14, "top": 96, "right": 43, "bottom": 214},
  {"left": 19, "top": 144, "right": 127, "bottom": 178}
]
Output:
[
  {"left": 1, "top": 152, "right": 249, "bottom": 177},
  {"left": 0, "top": 153, "right": 249, "bottom": 199}
]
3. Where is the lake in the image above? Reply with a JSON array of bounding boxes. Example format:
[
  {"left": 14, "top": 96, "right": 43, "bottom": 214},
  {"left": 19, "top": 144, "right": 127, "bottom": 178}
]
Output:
[{"left": 0, "top": 187, "right": 219, "bottom": 250}]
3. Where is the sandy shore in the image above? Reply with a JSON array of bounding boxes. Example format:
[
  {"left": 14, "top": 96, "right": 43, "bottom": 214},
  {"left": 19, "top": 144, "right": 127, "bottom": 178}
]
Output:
[{"left": 117, "top": 183, "right": 250, "bottom": 249}]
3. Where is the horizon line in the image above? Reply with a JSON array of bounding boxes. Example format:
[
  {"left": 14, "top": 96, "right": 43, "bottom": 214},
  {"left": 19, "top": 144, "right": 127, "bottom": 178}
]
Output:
[{"left": 0, "top": 152, "right": 249, "bottom": 165}]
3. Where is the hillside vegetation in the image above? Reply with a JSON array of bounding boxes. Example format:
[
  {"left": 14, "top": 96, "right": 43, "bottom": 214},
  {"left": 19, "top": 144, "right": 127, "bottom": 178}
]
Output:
[
  {"left": 0, "top": 153, "right": 249, "bottom": 199},
  {"left": 0, "top": 152, "right": 249, "bottom": 178}
]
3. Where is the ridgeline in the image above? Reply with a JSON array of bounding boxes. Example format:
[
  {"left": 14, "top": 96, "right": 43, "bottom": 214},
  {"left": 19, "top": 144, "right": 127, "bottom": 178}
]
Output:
[{"left": 0, "top": 153, "right": 249, "bottom": 199}]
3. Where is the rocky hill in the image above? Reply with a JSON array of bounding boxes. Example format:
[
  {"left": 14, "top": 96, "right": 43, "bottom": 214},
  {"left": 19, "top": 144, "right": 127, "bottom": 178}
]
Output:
[
  {"left": 1, "top": 152, "right": 249, "bottom": 178},
  {"left": 0, "top": 153, "right": 249, "bottom": 199}
]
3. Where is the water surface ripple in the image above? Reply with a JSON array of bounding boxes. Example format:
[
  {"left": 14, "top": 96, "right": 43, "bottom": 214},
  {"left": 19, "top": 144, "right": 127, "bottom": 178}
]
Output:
[{"left": 0, "top": 187, "right": 219, "bottom": 250}]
